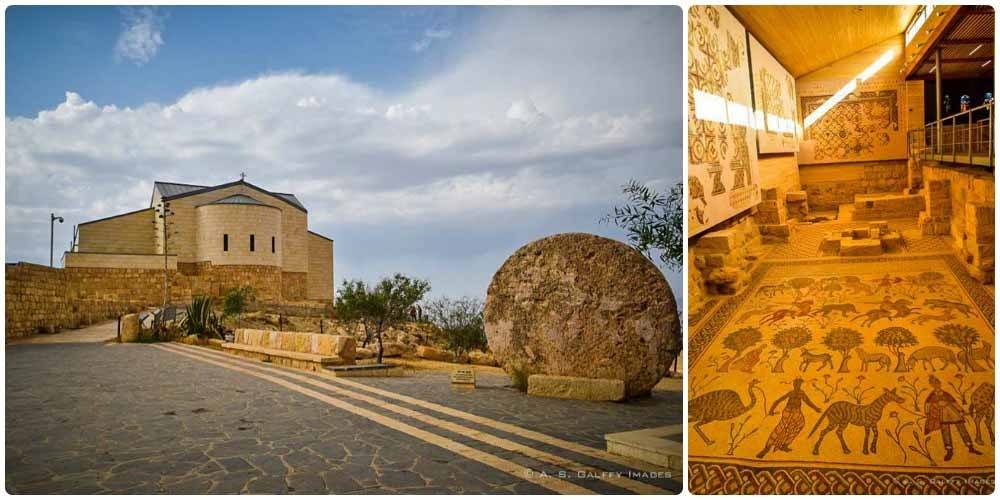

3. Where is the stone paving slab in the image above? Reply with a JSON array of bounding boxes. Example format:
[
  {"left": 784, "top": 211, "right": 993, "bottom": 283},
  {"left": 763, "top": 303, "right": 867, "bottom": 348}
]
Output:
[{"left": 6, "top": 342, "right": 682, "bottom": 494}]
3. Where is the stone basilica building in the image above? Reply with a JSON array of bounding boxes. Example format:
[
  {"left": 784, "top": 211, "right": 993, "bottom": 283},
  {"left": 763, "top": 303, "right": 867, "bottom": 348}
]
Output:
[{"left": 65, "top": 179, "right": 333, "bottom": 303}]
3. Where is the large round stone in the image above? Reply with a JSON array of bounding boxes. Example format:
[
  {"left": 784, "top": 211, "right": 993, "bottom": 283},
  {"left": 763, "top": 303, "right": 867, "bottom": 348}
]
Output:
[{"left": 484, "top": 233, "right": 680, "bottom": 398}]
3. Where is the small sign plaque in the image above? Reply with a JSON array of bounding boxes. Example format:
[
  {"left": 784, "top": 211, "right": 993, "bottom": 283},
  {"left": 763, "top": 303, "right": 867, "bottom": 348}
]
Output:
[{"left": 450, "top": 367, "right": 476, "bottom": 385}]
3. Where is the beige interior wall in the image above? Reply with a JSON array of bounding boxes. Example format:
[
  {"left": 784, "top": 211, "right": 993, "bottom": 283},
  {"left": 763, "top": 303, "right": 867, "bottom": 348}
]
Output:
[
  {"left": 77, "top": 208, "right": 156, "bottom": 254},
  {"left": 306, "top": 232, "right": 334, "bottom": 301},
  {"left": 757, "top": 153, "right": 801, "bottom": 194}
]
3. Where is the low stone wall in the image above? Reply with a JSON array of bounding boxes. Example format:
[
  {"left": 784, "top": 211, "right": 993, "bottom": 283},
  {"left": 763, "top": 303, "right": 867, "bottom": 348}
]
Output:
[
  {"left": 800, "top": 160, "right": 908, "bottom": 210},
  {"left": 922, "top": 164, "right": 995, "bottom": 282},
  {"left": 852, "top": 192, "right": 925, "bottom": 220},
  {"left": 6, "top": 261, "right": 321, "bottom": 339}
]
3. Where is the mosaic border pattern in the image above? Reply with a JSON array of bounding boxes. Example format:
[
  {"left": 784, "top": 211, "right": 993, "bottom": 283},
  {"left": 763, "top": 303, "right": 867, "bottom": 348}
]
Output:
[{"left": 688, "top": 461, "right": 995, "bottom": 495}]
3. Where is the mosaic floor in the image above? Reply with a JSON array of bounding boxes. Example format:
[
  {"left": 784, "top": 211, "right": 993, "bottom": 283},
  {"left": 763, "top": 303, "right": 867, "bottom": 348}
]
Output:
[{"left": 689, "top": 253, "right": 995, "bottom": 494}]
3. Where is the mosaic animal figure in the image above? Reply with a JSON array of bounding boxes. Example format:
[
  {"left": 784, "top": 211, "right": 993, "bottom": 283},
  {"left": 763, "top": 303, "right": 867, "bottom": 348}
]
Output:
[
  {"left": 813, "top": 303, "right": 858, "bottom": 318},
  {"left": 689, "top": 379, "right": 761, "bottom": 446},
  {"left": 885, "top": 298, "right": 921, "bottom": 318},
  {"left": 756, "top": 284, "right": 788, "bottom": 299},
  {"left": 761, "top": 300, "right": 814, "bottom": 326},
  {"left": 730, "top": 345, "right": 765, "bottom": 373},
  {"left": 913, "top": 308, "right": 957, "bottom": 325},
  {"left": 842, "top": 276, "right": 873, "bottom": 296},
  {"left": 960, "top": 341, "right": 994, "bottom": 370},
  {"left": 853, "top": 308, "right": 894, "bottom": 327},
  {"left": 906, "top": 346, "right": 960, "bottom": 371},
  {"left": 969, "top": 383, "right": 995, "bottom": 446},
  {"left": 923, "top": 298, "right": 973, "bottom": 317},
  {"left": 854, "top": 347, "right": 891, "bottom": 372},
  {"left": 799, "top": 348, "right": 834, "bottom": 372},
  {"left": 809, "top": 388, "right": 904, "bottom": 455}
]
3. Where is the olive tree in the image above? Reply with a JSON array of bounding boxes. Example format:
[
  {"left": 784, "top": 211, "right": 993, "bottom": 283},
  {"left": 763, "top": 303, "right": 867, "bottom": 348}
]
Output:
[
  {"left": 602, "top": 179, "right": 683, "bottom": 271},
  {"left": 875, "top": 326, "right": 918, "bottom": 372},
  {"left": 822, "top": 327, "right": 864, "bottom": 373},
  {"left": 335, "top": 274, "right": 431, "bottom": 364}
]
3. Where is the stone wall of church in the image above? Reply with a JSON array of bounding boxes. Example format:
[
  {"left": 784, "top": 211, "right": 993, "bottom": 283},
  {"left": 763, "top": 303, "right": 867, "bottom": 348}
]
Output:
[
  {"left": 77, "top": 208, "right": 157, "bottom": 254},
  {"left": 922, "top": 164, "right": 995, "bottom": 282},
  {"left": 307, "top": 232, "right": 334, "bottom": 301}
]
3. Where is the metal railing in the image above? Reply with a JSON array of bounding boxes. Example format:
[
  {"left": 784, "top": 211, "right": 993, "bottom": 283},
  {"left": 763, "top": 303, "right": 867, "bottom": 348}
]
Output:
[{"left": 908, "top": 102, "right": 994, "bottom": 169}]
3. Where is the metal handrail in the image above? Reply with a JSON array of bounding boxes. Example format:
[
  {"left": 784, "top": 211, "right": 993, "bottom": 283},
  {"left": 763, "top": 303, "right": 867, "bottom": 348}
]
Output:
[{"left": 908, "top": 102, "right": 994, "bottom": 169}]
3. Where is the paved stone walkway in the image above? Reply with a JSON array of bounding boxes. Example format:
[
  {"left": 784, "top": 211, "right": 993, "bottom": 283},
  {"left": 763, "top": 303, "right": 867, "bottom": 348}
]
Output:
[
  {"left": 6, "top": 342, "right": 681, "bottom": 494},
  {"left": 7, "top": 320, "right": 118, "bottom": 345}
]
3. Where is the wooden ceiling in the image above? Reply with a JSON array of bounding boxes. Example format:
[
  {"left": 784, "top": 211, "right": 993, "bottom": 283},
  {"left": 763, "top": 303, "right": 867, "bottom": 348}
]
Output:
[
  {"left": 730, "top": 5, "right": 920, "bottom": 77},
  {"left": 911, "top": 6, "right": 995, "bottom": 80}
]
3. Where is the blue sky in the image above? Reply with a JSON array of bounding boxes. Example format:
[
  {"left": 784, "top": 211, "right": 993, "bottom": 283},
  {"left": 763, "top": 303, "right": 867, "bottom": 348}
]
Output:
[{"left": 5, "top": 6, "right": 683, "bottom": 301}]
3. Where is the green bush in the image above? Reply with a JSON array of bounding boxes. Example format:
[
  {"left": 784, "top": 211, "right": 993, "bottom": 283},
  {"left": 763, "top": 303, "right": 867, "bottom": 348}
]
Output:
[
  {"left": 223, "top": 286, "right": 256, "bottom": 318},
  {"left": 425, "top": 296, "right": 487, "bottom": 357},
  {"left": 182, "top": 296, "right": 224, "bottom": 339}
]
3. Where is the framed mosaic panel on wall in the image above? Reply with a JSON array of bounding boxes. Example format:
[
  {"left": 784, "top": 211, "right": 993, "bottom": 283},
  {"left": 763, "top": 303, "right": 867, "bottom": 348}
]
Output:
[
  {"left": 749, "top": 34, "right": 799, "bottom": 154},
  {"left": 798, "top": 82, "right": 906, "bottom": 165},
  {"left": 688, "top": 5, "right": 761, "bottom": 237}
]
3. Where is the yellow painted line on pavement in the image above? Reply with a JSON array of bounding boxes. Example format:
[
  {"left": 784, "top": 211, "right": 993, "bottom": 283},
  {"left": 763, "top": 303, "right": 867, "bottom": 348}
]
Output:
[
  {"left": 161, "top": 343, "right": 669, "bottom": 494},
  {"left": 152, "top": 344, "right": 593, "bottom": 495},
  {"left": 167, "top": 342, "right": 664, "bottom": 474}
]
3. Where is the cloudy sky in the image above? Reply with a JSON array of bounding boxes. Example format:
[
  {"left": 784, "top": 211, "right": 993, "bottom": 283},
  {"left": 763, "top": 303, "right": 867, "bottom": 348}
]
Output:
[{"left": 6, "top": 6, "right": 683, "bottom": 301}]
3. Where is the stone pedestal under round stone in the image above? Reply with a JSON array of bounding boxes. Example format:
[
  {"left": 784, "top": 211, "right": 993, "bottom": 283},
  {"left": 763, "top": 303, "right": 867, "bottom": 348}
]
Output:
[{"left": 483, "top": 233, "right": 680, "bottom": 398}]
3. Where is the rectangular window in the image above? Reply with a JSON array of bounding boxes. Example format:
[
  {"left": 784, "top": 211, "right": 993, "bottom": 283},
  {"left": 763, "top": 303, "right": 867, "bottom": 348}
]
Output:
[
  {"left": 223, "top": 234, "right": 229, "bottom": 252},
  {"left": 250, "top": 234, "right": 255, "bottom": 252},
  {"left": 271, "top": 236, "right": 275, "bottom": 253}
]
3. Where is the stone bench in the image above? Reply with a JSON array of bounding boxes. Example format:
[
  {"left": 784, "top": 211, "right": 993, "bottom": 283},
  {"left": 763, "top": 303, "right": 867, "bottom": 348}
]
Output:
[{"left": 222, "top": 329, "right": 355, "bottom": 372}]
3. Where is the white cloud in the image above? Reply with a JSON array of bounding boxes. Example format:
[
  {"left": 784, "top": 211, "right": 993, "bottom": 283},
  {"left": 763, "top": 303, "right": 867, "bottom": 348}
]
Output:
[
  {"left": 114, "top": 7, "right": 165, "bottom": 65},
  {"left": 7, "top": 7, "right": 683, "bottom": 297},
  {"left": 411, "top": 27, "right": 453, "bottom": 52}
]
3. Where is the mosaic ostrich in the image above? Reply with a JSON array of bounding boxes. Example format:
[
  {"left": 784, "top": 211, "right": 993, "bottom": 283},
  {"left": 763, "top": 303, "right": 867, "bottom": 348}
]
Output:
[{"left": 689, "top": 379, "right": 761, "bottom": 445}]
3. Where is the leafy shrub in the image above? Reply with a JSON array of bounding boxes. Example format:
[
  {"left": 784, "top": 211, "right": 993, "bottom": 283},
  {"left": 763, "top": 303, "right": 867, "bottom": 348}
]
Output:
[
  {"left": 425, "top": 296, "right": 487, "bottom": 357},
  {"left": 223, "top": 286, "right": 256, "bottom": 318},
  {"left": 182, "top": 296, "right": 224, "bottom": 339}
]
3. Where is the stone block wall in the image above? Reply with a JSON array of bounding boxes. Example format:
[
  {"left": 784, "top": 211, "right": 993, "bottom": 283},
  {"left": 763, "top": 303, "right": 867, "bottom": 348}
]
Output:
[
  {"left": 77, "top": 208, "right": 157, "bottom": 254},
  {"left": 690, "top": 215, "right": 760, "bottom": 297},
  {"left": 852, "top": 192, "right": 925, "bottom": 220},
  {"left": 800, "top": 161, "right": 909, "bottom": 210},
  {"left": 919, "top": 178, "right": 952, "bottom": 235},
  {"left": 6, "top": 261, "right": 302, "bottom": 339},
  {"left": 195, "top": 203, "right": 282, "bottom": 267},
  {"left": 922, "top": 164, "right": 995, "bottom": 283},
  {"left": 306, "top": 232, "right": 334, "bottom": 301},
  {"left": 282, "top": 272, "right": 308, "bottom": 301}
]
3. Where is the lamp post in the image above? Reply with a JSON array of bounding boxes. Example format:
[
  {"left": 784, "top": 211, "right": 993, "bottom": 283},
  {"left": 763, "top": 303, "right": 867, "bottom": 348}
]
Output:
[
  {"left": 153, "top": 202, "right": 174, "bottom": 309},
  {"left": 50, "top": 213, "right": 64, "bottom": 267}
]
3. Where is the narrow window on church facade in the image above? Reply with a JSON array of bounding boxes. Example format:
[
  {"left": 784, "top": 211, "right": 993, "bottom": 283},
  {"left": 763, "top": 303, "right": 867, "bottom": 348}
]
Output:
[
  {"left": 271, "top": 236, "right": 275, "bottom": 253},
  {"left": 250, "top": 234, "right": 255, "bottom": 252},
  {"left": 223, "top": 234, "right": 229, "bottom": 252}
]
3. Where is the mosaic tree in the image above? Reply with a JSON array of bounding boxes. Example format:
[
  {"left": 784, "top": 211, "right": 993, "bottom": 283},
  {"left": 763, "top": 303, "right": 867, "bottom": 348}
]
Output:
[
  {"left": 822, "top": 327, "right": 864, "bottom": 373},
  {"left": 770, "top": 326, "right": 811, "bottom": 373},
  {"left": 934, "top": 323, "right": 986, "bottom": 372},
  {"left": 719, "top": 327, "right": 762, "bottom": 372},
  {"left": 875, "top": 326, "right": 918, "bottom": 372}
]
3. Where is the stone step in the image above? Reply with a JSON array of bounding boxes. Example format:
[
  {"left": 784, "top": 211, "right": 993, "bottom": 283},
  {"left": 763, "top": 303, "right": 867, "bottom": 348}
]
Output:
[{"left": 605, "top": 425, "right": 682, "bottom": 473}]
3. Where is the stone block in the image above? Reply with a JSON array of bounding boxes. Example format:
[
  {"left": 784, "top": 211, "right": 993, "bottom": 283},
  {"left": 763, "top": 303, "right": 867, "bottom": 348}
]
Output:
[
  {"left": 868, "top": 221, "right": 889, "bottom": 235},
  {"left": 468, "top": 350, "right": 498, "bottom": 366},
  {"left": 696, "top": 229, "right": 737, "bottom": 253},
  {"left": 881, "top": 232, "right": 904, "bottom": 252},
  {"left": 760, "top": 224, "right": 791, "bottom": 237},
  {"left": 786, "top": 191, "right": 808, "bottom": 202},
  {"left": 120, "top": 313, "right": 140, "bottom": 343},
  {"left": 527, "top": 374, "right": 626, "bottom": 402},
  {"left": 415, "top": 345, "right": 454, "bottom": 362},
  {"left": 840, "top": 238, "right": 882, "bottom": 256},
  {"left": 761, "top": 187, "right": 784, "bottom": 201},
  {"left": 820, "top": 235, "right": 841, "bottom": 255}
]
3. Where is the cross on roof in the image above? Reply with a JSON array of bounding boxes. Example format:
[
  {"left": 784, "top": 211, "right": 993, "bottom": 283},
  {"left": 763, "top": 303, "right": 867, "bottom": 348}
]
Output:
[{"left": 240, "top": 172, "right": 246, "bottom": 181}]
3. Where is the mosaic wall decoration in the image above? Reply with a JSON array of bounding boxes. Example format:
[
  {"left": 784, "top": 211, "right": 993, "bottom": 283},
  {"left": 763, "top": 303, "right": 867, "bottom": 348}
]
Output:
[
  {"left": 688, "top": 255, "right": 995, "bottom": 494},
  {"left": 799, "top": 86, "right": 906, "bottom": 165},
  {"left": 750, "top": 35, "right": 799, "bottom": 154},
  {"left": 688, "top": 5, "right": 761, "bottom": 237}
]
